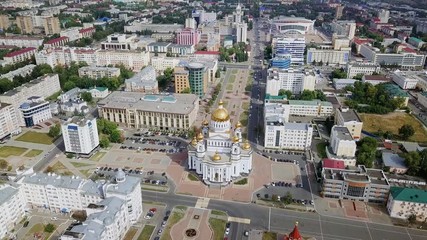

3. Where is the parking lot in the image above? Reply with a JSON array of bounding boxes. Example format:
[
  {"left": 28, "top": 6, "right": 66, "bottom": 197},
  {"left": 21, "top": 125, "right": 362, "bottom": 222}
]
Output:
[{"left": 121, "top": 134, "right": 187, "bottom": 154}]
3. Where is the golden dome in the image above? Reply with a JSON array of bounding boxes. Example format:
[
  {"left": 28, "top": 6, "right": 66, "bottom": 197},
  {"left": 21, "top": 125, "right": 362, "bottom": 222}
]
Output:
[
  {"left": 242, "top": 140, "right": 251, "bottom": 150},
  {"left": 233, "top": 135, "right": 240, "bottom": 143},
  {"left": 211, "top": 100, "right": 230, "bottom": 122},
  {"left": 213, "top": 151, "right": 221, "bottom": 161},
  {"left": 235, "top": 121, "right": 242, "bottom": 128},
  {"left": 196, "top": 132, "right": 204, "bottom": 141},
  {"left": 202, "top": 119, "right": 209, "bottom": 126},
  {"left": 191, "top": 137, "right": 197, "bottom": 146}
]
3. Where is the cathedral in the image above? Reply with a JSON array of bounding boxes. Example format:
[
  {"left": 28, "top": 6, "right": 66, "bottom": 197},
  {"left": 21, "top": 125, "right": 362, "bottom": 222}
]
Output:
[{"left": 187, "top": 100, "right": 253, "bottom": 185}]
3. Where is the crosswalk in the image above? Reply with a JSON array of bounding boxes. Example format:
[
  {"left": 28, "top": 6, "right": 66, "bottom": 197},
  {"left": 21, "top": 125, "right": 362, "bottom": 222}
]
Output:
[
  {"left": 195, "top": 197, "right": 210, "bottom": 209},
  {"left": 228, "top": 216, "right": 251, "bottom": 224},
  {"left": 194, "top": 197, "right": 251, "bottom": 224}
]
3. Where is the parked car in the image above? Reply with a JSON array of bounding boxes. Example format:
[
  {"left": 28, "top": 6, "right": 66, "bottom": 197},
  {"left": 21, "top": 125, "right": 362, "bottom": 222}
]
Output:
[{"left": 23, "top": 221, "right": 29, "bottom": 227}]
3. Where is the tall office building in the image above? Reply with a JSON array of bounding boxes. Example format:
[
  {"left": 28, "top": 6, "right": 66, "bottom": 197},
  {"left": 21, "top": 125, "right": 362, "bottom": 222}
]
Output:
[
  {"left": 187, "top": 62, "right": 208, "bottom": 98},
  {"left": 335, "top": 5, "right": 344, "bottom": 19},
  {"left": 274, "top": 37, "right": 306, "bottom": 65},
  {"left": 266, "top": 68, "right": 316, "bottom": 95},
  {"left": 61, "top": 116, "right": 99, "bottom": 155},
  {"left": 271, "top": 49, "right": 292, "bottom": 69},
  {"left": 176, "top": 28, "right": 200, "bottom": 45},
  {"left": 0, "top": 103, "right": 21, "bottom": 140},
  {"left": 43, "top": 16, "right": 61, "bottom": 35},
  {"left": 16, "top": 16, "right": 34, "bottom": 34},
  {"left": 235, "top": 23, "right": 248, "bottom": 43}
]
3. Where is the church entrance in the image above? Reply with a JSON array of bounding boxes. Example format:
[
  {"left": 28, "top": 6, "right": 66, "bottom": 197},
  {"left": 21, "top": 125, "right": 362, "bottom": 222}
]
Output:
[{"left": 214, "top": 173, "right": 219, "bottom": 182}]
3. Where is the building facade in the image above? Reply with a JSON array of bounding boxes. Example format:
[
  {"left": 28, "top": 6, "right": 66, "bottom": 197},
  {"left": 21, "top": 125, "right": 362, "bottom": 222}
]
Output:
[
  {"left": 266, "top": 68, "right": 316, "bottom": 95},
  {"left": 264, "top": 120, "right": 313, "bottom": 151},
  {"left": 328, "top": 126, "right": 356, "bottom": 165},
  {"left": 346, "top": 62, "right": 381, "bottom": 78},
  {"left": 187, "top": 62, "right": 208, "bottom": 98},
  {"left": 391, "top": 71, "right": 419, "bottom": 90},
  {"left": 306, "top": 48, "right": 350, "bottom": 65},
  {"left": 387, "top": 187, "right": 427, "bottom": 221},
  {"left": 61, "top": 117, "right": 99, "bottom": 155},
  {"left": 125, "top": 66, "right": 158, "bottom": 93},
  {"left": 0, "top": 185, "right": 26, "bottom": 240},
  {"left": 19, "top": 97, "right": 52, "bottom": 127},
  {"left": 359, "top": 44, "right": 426, "bottom": 69},
  {"left": 95, "top": 50, "right": 150, "bottom": 72},
  {"left": 188, "top": 101, "right": 252, "bottom": 185},
  {"left": 0, "top": 36, "right": 43, "bottom": 48},
  {"left": 16, "top": 16, "right": 34, "bottom": 34},
  {"left": 78, "top": 66, "right": 121, "bottom": 79},
  {"left": 98, "top": 92, "right": 199, "bottom": 131},
  {"left": 3, "top": 47, "right": 36, "bottom": 65},
  {"left": 43, "top": 16, "right": 61, "bottom": 35},
  {"left": 274, "top": 37, "right": 306, "bottom": 65},
  {"left": 176, "top": 28, "right": 201, "bottom": 45},
  {"left": 0, "top": 103, "right": 21, "bottom": 140},
  {"left": 335, "top": 107, "right": 363, "bottom": 140}
]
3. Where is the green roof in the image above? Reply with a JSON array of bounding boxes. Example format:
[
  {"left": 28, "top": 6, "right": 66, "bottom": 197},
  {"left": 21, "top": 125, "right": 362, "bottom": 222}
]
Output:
[
  {"left": 409, "top": 37, "right": 424, "bottom": 43},
  {"left": 289, "top": 100, "right": 332, "bottom": 106},
  {"left": 383, "top": 84, "right": 409, "bottom": 98},
  {"left": 93, "top": 87, "right": 108, "bottom": 92},
  {"left": 390, "top": 187, "right": 427, "bottom": 204},
  {"left": 265, "top": 94, "right": 287, "bottom": 100}
]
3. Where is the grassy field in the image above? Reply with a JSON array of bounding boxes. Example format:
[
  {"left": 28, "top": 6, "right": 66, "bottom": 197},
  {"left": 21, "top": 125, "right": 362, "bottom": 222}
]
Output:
[
  {"left": 24, "top": 149, "right": 43, "bottom": 157},
  {"left": 316, "top": 142, "right": 327, "bottom": 159},
  {"left": 229, "top": 75, "right": 236, "bottom": 83},
  {"left": 24, "top": 223, "right": 53, "bottom": 240},
  {"left": 209, "top": 218, "right": 227, "bottom": 240},
  {"left": 232, "top": 69, "right": 238, "bottom": 74},
  {"left": 359, "top": 112, "right": 427, "bottom": 143},
  {"left": 79, "top": 169, "right": 93, "bottom": 177},
  {"left": 240, "top": 111, "right": 249, "bottom": 126},
  {"left": 48, "top": 162, "right": 72, "bottom": 176},
  {"left": 226, "top": 84, "right": 233, "bottom": 90},
  {"left": 16, "top": 131, "right": 54, "bottom": 145},
  {"left": 211, "top": 210, "right": 227, "bottom": 216},
  {"left": 90, "top": 152, "right": 106, "bottom": 161},
  {"left": 138, "top": 225, "right": 155, "bottom": 240},
  {"left": 187, "top": 172, "right": 199, "bottom": 181},
  {"left": 70, "top": 161, "right": 92, "bottom": 168},
  {"left": 262, "top": 231, "right": 277, "bottom": 240},
  {"left": 0, "top": 146, "right": 28, "bottom": 158},
  {"left": 242, "top": 102, "right": 250, "bottom": 111},
  {"left": 161, "top": 207, "right": 186, "bottom": 240},
  {"left": 123, "top": 227, "right": 138, "bottom": 240}
]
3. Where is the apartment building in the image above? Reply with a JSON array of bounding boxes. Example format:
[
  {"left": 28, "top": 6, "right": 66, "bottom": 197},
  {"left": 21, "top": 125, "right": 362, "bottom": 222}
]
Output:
[
  {"left": 328, "top": 126, "right": 357, "bottom": 166},
  {"left": 150, "top": 56, "right": 181, "bottom": 72},
  {"left": 16, "top": 16, "right": 34, "bottom": 34},
  {"left": 273, "top": 37, "right": 306, "bottom": 65},
  {"left": 43, "top": 16, "right": 61, "bottom": 35},
  {"left": 335, "top": 107, "right": 363, "bottom": 140},
  {"left": 264, "top": 96, "right": 333, "bottom": 118},
  {"left": 95, "top": 50, "right": 150, "bottom": 72},
  {"left": 61, "top": 116, "right": 99, "bottom": 155},
  {"left": 174, "top": 66, "right": 190, "bottom": 93},
  {"left": 78, "top": 66, "right": 121, "bottom": 79},
  {"left": 0, "top": 36, "right": 43, "bottom": 48},
  {"left": 391, "top": 71, "right": 419, "bottom": 89},
  {"left": 0, "top": 103, "right": 21, "bottom": 140},
  {"left": 19, "top": 96, "right": 52, "bottom": 127},
  {"left": 0, "top": 185, "right": 26, "bottom": 240},
  {"left": 35, "top": 47, "right": 97, "bottom": 68},
  {"left": 264, "top": 119, "right": 313, "bottom": 151},
  {"left": 124, "top": 66, "right": 158, "bottom": 93},
  {"left": 0, "top": 74, "right": 60, "bottom": 126},
  {"left": 346, "top": 62, "right": 381, "bottom": 78},
  {"left": 321, "top": 165, "right": 390, "bottom": 203},
  {"left": 0, "top": 15, "right": 10, "bottom": 30},
  {"left": 306, "top": 48, "right": 351, "bottom": 65},
  {"left": 43, "top": 36, "right": 69, "bottom": 48},
  {"left": 266, "top": 68, "right": 316, "bottom": 95},
  {"left": 87, "top": 87, "right": 109, "bottom": 99},
  {"left": 98, "top": 92, "right": 199, "bottom": 131},
  {"left": 387, "top": 187, "right": 427, "bottom": 221},
  {"left": 3, "top": 47, "right": 36, "bottom": 65},
  {"left": 359, "top": 44, "right": 426, "bottom": 69},
  {"left": 0, "top": 65, "right": 35, "bottom": 81}
]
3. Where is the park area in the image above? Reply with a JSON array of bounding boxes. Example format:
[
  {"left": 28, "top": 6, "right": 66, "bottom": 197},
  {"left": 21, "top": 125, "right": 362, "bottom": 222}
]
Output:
[
  {"left": 16, "top": 131, "right": 55, "bottom": 145},
  {"left": 359, "top": 112, "right": 427, "bottom": 143}
]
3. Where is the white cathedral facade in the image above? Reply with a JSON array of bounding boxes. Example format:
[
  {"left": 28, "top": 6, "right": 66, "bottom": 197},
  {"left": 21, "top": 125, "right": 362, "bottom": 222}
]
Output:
[{"left": 187, "top": 100, "right": 253, "bottom": 185}]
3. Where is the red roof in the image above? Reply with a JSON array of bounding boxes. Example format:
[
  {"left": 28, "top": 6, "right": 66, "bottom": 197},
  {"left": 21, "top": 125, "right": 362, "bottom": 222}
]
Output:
[
  {"left": 79, "top": 27, "right": 96, "bottom": 33},
  {"left": 4, "top": 47, "right": 36, "bottom": 58},
  {"left": 402, "top": 47, "right": 417, "bottom": 53},
  {"left": 322, "top": 158, "right": 345, "bottom": 169},
  {"left": 195, "top": 51, "right": 220, "bottom": 55},
  {"left": 353, "top": 38, "right": 372, "bottom": 45},
  {"left": 45, "top": 36, "right": 69, "bottom": 44},
  {"left": 284, "top": 223, "right": 302, "bottom": 240}
]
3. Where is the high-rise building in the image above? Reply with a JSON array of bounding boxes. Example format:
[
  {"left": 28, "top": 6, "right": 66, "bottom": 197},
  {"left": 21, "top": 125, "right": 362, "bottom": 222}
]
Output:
[
  {"left": 273, "top": 37, "right": 306, "bottom": 65},
  {"left": 174, "top": 66, "right": 190, "bottom": 93},
  {"left": 378, "top": 9, "right": 390, "bottom": 23},
  {"left": 16, "top": 16, "right": 34, "bottom": 34},
  {"left": 271, "top": 49, "right": 292, "bottom": 69},
  {"left": 43, "top": 16, "right": 61, "bottom": 35},
  {"left": 176, "top": 28, "right": 201, "bottom": 45},
  {"left": 185, "top": 18, "right": 196, "bottom": 29},
  {"left": 235, "top": 23, "right": 248, "bottom": 43},
  {"left": 0, "top": 103, "right": 21, "bottom": 140},
  {"left": 0, "top": 15, "right": 10, "bottom": 30},
  {"left": 61, "top": 116, "right": 99, "bottom": 155},
  {"left": 266, "top": 68, "right": 316, "bottom": 95},
  {"left": 335, "top": 5, "right": 344, "bottom": 19},
  {"left": 19, "top": 97, "right": 52, "bottom": 127},
  {"left": 187, "top": 62, "right": 208, "bottom": 98}
]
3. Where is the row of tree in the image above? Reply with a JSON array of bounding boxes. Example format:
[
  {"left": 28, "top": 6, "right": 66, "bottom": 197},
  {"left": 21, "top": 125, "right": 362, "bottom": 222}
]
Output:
[
  {"left": 219, "top": 43, "right": 249, "bottom": 62},
  {"left": 404, "top": 150, "right": 427, "bottom": 178},
  {"left": 156, "top": 67, "right": 174, "bottom": 90},
  {"left": 97, "top": 119, "right": 123, "bottom": 148},
  {"left": 278, "top": 89, "right": 327, "bottom": 101}
]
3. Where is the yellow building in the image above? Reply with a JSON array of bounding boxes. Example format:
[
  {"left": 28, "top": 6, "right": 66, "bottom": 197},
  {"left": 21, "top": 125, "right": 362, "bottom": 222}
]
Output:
[
  {"left": 16, "top": 16, "right": 34, "bottom": 34},
  {"left": 174, "top": 66, "right": 190, "bottom": 93},
  {"left": 97, "top": 91, "right": 199, "bottom": 131},
  {"left": 0, "top": 15, "right": 10, "bottom": 30},
  {"left": 43, "top": 17, "right": 61, "bottom": 35}
]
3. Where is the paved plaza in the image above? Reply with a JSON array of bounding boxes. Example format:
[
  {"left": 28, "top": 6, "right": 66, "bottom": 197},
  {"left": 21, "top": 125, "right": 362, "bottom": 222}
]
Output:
[{"left": 170, "top": 208, "right": 212, "bottom": 240}]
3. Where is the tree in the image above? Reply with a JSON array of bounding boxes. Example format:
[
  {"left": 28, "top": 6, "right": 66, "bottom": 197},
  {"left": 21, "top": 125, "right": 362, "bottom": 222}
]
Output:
[
  {"left": 0, "top": 159, "right": 8, "bottom": 169},
  {"left": 181, "top": 87, "right": 191, "bottom": 94},
  {"left": 0, "top": 78, "right": 14, "bottom": 94},
  {"left": 44, "top": 223, "right": 56, "bottom": 233},
  {"left": 80, "top": 92, "right": 93, "bottom": 102},
  {"left": 356, "top": 137, "right": 378, "bottom": 168},
  {"left": 283, "top": 191, "right": 292, "bottom": 205},
  {"left": 48, "top": 124, "right": 61, "bottom": 138},
  {"left": 272, "top": 194, "right": 279, "bottom": 202},
  {"left": 399, "top": 124, "right": 415, "bottom": 140},
  {"left": 331, "top": 68, "right": 347, "bottom": 79},
  {"left": 109, "top": 129, "right": 122, "bottom": 143},
  {"left": 278, "top": 89, "right": 292, "bottom": 98},
  {"left": 408, "top": 214, "right": 417, "bottom": 224},
  {"left": 63, "top": 81, "right": 76, "bottom": 91},
  {"left": 404, "top": 151, "right": 421, "bottom": 176},
  {"left": 215, "top": 69, "right": 220, "bottom": 78},
  {"left": 99, "top": 136, "right": 110, "bottom": 148}
]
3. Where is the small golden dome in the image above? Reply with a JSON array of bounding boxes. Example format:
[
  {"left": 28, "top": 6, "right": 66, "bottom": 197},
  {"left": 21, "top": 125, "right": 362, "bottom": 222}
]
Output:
[
  {"left": 191, "top": 137, "right": 197, "bottom": 146},
  {"left": 233, "top": 135, "right": 240, "bottom": 143},
  {"left": 242, "top": 140, "right": 251, "bottom": 150},
  {"left": 213, "top": 151, "right": 221, "bottom": 161},
  {"left": 211, "top": 100, "right": 230, "bottom": 122},
  {"left": 197, "top": 132, "right": 204, "bottom": 141},
  {"left": 202, "top": 119, "right": 209, "bottom": 126},
  {"left": 235, "top": 121, "right": 242, "bottom": 128}
]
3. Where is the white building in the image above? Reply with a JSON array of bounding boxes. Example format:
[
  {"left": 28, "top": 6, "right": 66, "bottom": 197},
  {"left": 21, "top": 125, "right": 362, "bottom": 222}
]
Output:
[
  {"left": 87, "top": 87, "right": 109, "bottom": 99},
  {"left": 125, "top": 65, "right": 158, "bottom": 93},
  {"left": 0, "top": 185, "right": 26, "bottom": 240},
  {"left": 187, "top": 101, "right": 252, "bottom": 185},
  {"left": 19, "top": 96, "right": 52, "bottom": 127},
  {"left": 391, "top": 71, "right": 419, "bottom": 89},
  {"left": 264, "top": 96, "right": 333, "bottom": 119},
  {"left": 346, "top": 62, "right": 381, "bottom": 78},
  {"left": 35, "top": 47, "right": 97, "bottom": 68},
  {"left": 235, "top": 22, "right": 248, "bottom": 43},
  {"left": 330, "top": 20, "right": 356, "bottom": 40},
  {"left": 0, "top": 74, "right": 61, "bottom": 126},
  {"left": 0, "top": 103, "right": 21, "bottom": 140},
  {"left": 271, "top": 17, "right": 315, "bottom": 35},
  {"left": 333, "top": 78, "right": 358, "bottom": 90},
  {"left": 378, "top": 9, "right": 390, "bottom": 23},
  {"left": 150, "top": 56, "right": 181, "bottom": 72},
  {"left": 101, "top": 34, "right": 138, "bottom": 50},
  {"left": 3, "top": 47, "right": 36, "bottom": 65},
  {"left": 61, "top": 117, "right": 99, "bottom": 155},
  {"left": 0, "top": 64, "right": 36, "bottom": 81},
  {"left": 95, "top": 50, "right": 150, "bottom": 72},
  {"left": 60, "top": 27, "right": 81, "bottom": 42},
  {"left": 336, "top": 107, "right": 363, "bottom": 140},
  {"left": 266, "top": 68, "right": 315, "bottom": 95},
  {"left": 0, "top": 36, "right": 43, "bottom": 48},
  {"left": 273, "top": 37, "right": 306, "bottom": 65},
  {"left": 387, "top": 187, "right": 427, "bottom": 221},
  {"left": 306, "top": 48, "right": 350, "bottom": 65},
  {"left": 78, "top": 66, "right": 121, "bottom": 79},
  {"left": 329, "top": 126, "right": 357, "bottom": 163},
  {"left": 359, "top": 44, "right": 426, "bottom": 69},
  {"left": 264, "top": 119, "right": 313, "bottom": 151}
]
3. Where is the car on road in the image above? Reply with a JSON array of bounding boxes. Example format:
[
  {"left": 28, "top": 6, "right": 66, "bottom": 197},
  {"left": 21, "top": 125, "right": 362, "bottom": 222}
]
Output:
[
  {"left": 244, "top": 230, "right": 249, "bottom": 237},
  {"left": 23, "top": 221, "right": 29, "bottom": 227},
  {"left": 51, "top": 217, "right": 58, "bottom": 221},
  {"left": 225, "top": 229, "right": 230, "bottom": 235},
  {"left": 158, "top": 229, "right": 163, "bottom": 234}
]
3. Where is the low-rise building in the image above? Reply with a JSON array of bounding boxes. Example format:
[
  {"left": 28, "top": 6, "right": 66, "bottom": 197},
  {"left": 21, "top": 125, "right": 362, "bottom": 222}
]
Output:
[
  {"left": 124, "top": 66, "right": 158, "bottom": 93},
  {"left": 0, "top": 36, "right": 43, "bottom": 48},
  {"left": 101, "top": 34, "right": 138, "bottom": 50},
  {"left": 78, "top": 66, "right": 121, "bottom": 79},
  {"left": 61, "top": 116, "right": 99, "bottom": 155},
  {"left": 266, "top": 68, "right": 316, "bottom": 95},
  {"left": 264, "top": 95, "right": 334, "bottom": 118},
  {"left": 150, "top": 56, "right": 181, "bottom": 72},
  {"left": 335, "top": 107, "right": 363, "bottom": 140},
  {"left": 0, "top": 185, "right": 26, "bottom": 240},
  {"left": 387, "top": 187, "right": 427, "bottom": 221},
  {"left": 346, "top": 62, "right": 381, "bottom": 78},
  {"left": 362, "top": 75, "right": 391, "bottom": 85},
  {"left": 321, "top": 165, "right": 390, "bottom": 203},
  {"left": 306, "top": 48, "right": 350, "bottom": 65},
  {"left": 359, "top": 44, "right": 426, "bottom": 69},
  {"left": 408, "top": 37, "right": 426, "bottom": 49},
  {"left": 87, "top": 87, "right": 109, "bottom": 99},
  {"left": 79, "top": 27, "right": 96, "bottom": 39},
  {"left": 382, "top": 152, "right": 408, "bottom": 174},
  {"left": 264, "top": 118, "right": 313, "bottom": 151},
  {"left": 0, "top": 64, "right": 36, "bottom": 81},
  {"left": 333, "top": 78, "right": 358, "bottom": 90},
  {"left": 2, "top": 47, "right": 36, "bottom": 65},
  {"left": 19, "top": 96, "right": 52, "bottom": 127},
  {"left": 391, "top": 71, "right": 419, "bottom": 89},
  {"left": 98, "top": 92, "right": 199, "bottom": 131},
  {"left": 0, "top": 103, "right": 21, "bottom": 140}
]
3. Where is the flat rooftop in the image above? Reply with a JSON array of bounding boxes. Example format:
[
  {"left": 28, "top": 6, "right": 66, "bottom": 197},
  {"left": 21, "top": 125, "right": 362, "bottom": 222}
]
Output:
[
  {"left": 333, "top": 126, "right": 353, "bottom": 141},
  {"left": 338, "top": 108, "right": 361, "bottom": 122}
]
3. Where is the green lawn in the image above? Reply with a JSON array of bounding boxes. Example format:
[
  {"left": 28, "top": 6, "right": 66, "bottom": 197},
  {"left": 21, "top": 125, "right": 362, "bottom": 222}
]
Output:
[
  {"left": 138, "top": 225, "right": 155, "bottom": 240},
  {"left": 242, "top": 102, "right": 250, "bottom": 111},
  {"left": 316, "top": 142, "right": 328, "bottom": 159},
  {"left": 235, "top": 178, "right": 248, "bottom": 185},
  {"left": 232, "top": 69, "right": 238, "bottom": 74},
  {"left": 187, "top": 173, "right": 199, "bottom": 181},
  {"left": 90, "top": 152, "right": 106, "bottom": 161},
  {"left": 24, "top": 149, "right": 43, "bottom": 157},
  {"left": 262, "top": 231, "right": 277, "bottom": 240},
  {"left": 226, "top": 84, "right": 233, "bottom": 90},
  {"left": 45, "top": 91, "right": 61, "bottom": 101},
  {"left": 161, "top": 206, "right": 187, "bottom": 240},
  {"left": 209, "top": 218, "right": 227, "bottom": 240},
  {"left": 211, "top": 210, "right": 227, "bottom": 216},
  {"left": 229, "top": 75, "right": 236, "bottom": 83},
  {"left": 70, "top": 161, "right": 92, "bottom": 168},
  {"left": 240, "top": 111, "right": 249, "bottom": 126},
  {"left": 25, "top": 223, "right": 53, "bottom": 240},
  {"left": 124, "top": 227, "right": 138, "bottom": 240},
  {"left": 16, "top": 131, "right": 54, "bottom": 145},
  {"left": 0, "top": 146, "right": 28, "bottom": 158}
]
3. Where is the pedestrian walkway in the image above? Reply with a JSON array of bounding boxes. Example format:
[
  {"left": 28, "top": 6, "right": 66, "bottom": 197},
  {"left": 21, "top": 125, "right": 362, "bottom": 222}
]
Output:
[
  {"left": 228, "top": 216, "right": 251, "bottom": 224},
  {"left": 195, "top": 197, "right": 210, "bottom": 209}
]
